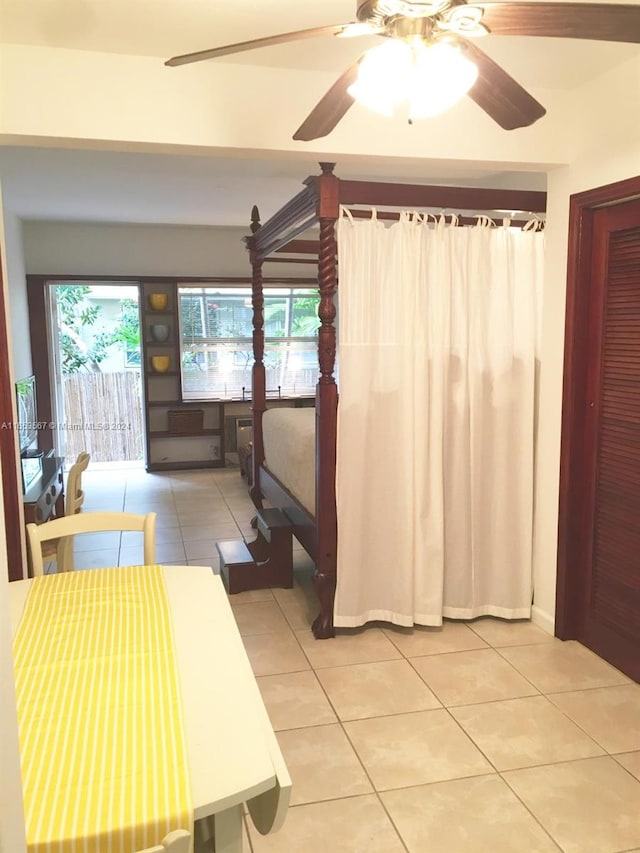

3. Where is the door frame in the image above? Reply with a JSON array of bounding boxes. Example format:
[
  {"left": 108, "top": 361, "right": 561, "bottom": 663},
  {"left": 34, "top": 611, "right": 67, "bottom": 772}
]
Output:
[
  {"left": 0, "top": 247, "right": 27, "bottom": 581},
  {"left": 555, "top": 174, "right": 640, "bottom": 638},
  {"left": 29, "top": 277, "right": 147, "bottom": 466}
]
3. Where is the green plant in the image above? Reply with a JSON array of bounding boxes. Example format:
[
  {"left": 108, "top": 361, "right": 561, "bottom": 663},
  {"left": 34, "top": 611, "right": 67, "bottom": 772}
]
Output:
[
  {"left": 56, "top": 285, "right": 112, "bottom": 374},
  {"left": 108, "top": 298, "right": 141, "bottom": 366},
  {"left": 56, "top": 287, "right": 141, "bottom": 373}
]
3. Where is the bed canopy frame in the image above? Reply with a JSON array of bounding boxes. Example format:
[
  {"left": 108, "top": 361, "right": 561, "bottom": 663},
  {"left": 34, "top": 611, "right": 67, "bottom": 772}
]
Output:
[{"left": 245, "top": 162, "right": 546, "bottom": 639}]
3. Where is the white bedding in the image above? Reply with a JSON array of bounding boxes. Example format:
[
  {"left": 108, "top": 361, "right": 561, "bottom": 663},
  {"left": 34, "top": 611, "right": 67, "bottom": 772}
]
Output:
[{"left": 262, "top": 407, "right": 315, "bottom": 515}]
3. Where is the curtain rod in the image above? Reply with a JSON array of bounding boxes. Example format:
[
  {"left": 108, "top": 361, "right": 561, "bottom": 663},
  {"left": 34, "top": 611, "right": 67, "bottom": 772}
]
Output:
[{"left": 344, "top": 208, "right": 545, "bottom": 228}]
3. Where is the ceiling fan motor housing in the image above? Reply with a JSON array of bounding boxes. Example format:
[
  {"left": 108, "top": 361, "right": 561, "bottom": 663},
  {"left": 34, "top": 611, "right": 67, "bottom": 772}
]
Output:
[{"left": 356, "top": 0, "right": 463, "bottom": 23}]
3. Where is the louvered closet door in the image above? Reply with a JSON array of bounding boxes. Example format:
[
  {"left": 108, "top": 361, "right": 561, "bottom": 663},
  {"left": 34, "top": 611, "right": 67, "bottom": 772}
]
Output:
[{"left": 582, "top": 198, "right": 640, "bottom": 679}]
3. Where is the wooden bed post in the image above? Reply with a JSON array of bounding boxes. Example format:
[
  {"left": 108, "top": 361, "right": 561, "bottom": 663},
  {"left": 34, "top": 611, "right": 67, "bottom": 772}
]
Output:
[
  {"left": 312, "top": 163, "right": 339, "bottom": 639},
  {"left": 249, "top": 205, "right": 266, "bottom": 507}
]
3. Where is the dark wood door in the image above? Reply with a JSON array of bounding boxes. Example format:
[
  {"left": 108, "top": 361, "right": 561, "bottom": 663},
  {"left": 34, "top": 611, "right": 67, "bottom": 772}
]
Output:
[{"left": 557, "top": 185, "right": 640, "bottom": 683}]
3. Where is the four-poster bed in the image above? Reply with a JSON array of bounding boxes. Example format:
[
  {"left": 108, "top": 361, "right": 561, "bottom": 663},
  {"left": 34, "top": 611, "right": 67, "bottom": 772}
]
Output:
[{"left": 245, "top": 163, "right": 546, "bottom": 639}]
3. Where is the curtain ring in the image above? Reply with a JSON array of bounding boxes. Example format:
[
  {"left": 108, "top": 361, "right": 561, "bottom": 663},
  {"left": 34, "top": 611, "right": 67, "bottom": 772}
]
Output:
[
  {"left": 340, "top": 205, "right": 355, "bottom": 224},
  {"left": 523, "top": 216, "right": 544, "bottom": 232},
  {"left": 474, "top": 214, "right": 496, "bottom": 228}
]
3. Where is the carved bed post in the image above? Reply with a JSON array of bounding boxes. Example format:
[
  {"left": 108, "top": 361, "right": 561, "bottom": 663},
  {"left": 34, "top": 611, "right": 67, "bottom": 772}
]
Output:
[
  {"left": 312, "top": 163, "right": 339, "bottom": 639},
  {"left": 249, "top": 205, "right": 266, "bottom": 507}
]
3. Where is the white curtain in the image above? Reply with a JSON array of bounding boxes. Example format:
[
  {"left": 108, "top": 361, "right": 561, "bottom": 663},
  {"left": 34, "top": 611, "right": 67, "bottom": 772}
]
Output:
[{"left": 334, "top": 211, "right": 544, "bottom": 628}]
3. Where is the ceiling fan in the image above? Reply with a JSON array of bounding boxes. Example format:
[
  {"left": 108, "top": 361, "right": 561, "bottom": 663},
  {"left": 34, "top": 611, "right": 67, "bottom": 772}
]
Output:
[{"left": 165, "top": 1, "right": 640, "bottom": 140}]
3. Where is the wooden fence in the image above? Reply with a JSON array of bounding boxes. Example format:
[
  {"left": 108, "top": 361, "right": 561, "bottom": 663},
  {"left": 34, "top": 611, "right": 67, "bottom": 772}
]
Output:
[{"left": 62, "top": 371, "right": 144, "bottom": 463}]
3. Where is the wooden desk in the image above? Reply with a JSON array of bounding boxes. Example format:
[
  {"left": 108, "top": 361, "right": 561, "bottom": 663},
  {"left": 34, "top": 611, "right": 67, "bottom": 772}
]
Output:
[
  {"left": 20, "top": 456, "right": 65, "bottom": 580},
  {"left": 9, "top": 566, "right": 290, "bottom": 853},
  {"left": 22, "top": 456, "right": 64, "bottom": 524}
]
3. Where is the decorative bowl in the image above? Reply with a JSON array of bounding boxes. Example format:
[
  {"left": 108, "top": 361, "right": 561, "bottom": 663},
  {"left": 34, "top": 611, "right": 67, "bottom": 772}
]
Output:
[
  {"left": 150, "top": 355, "right": 170, "bottom": 373},
  {"left": 150, "top": 323, "right": 170, "bottom": 342},
  {"left": 148, "top": 293, "right": 169, "bottom": 311}
]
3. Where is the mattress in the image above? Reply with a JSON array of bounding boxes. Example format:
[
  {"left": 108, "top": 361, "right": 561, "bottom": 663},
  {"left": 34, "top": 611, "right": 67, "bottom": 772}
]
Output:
[{"left": 262, "top": 407, "right": 315, "bottom": 515}]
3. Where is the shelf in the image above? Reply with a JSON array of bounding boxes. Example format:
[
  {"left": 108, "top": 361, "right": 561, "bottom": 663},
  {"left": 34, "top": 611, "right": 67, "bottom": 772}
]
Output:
[
  {"left": 149, "top": 429, "right": 222, "bottom": 438},
  {"left": 145, "top": 309, "right": 173, "bottom": 317},
  {"left": 141, "top": 282, "right": 227, "bottom": 471},
  {"left": 147, "top": 399, "right": 205, "bottom": 407},
  {"left": 146, "top": 460, "right": 224, "bottom": 472}
]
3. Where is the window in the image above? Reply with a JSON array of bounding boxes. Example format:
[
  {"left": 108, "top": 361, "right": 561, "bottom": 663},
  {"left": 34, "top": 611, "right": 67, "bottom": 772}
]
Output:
[{"left": 179, "top": 286, "right": 320, "bottom": 400}]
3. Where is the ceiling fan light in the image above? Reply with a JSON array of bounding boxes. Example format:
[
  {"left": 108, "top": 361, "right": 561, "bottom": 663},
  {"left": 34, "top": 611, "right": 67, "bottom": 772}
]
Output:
[
  {"left": 348, "top": 40, "right": 412, "bottom": 115},
  {"left": 408, "top": 42, "right": 478, "bottom": 119}
]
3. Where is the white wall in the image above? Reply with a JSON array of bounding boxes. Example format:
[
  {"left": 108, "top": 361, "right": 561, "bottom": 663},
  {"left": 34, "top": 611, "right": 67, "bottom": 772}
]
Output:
[
  {"left": 23, "top": 222, "right": 251, "bottom": 277},
  {"left": 0, "top": 465, "right": 27, "bottom": 853},
  {"left": 22, "top": 221, "right": 308, "bottom": 280},
  {"left": 2, "top": 211, "right": 31, "bottom": 382},
  {"left": 532, "top": 53, "right": 640, "bottom": 631},
  {"left": 0, "top": 43, "right": 569, "bottom": 168},
  {"left": 0, "top": 179, "right": 27, "bottom": 853}
]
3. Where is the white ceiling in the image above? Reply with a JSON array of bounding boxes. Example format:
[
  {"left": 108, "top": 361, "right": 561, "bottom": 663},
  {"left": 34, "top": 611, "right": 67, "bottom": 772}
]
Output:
[
  {"left": 1, "top": 0, "right": 638, "bottom": 226},
  {"left": 3, "top": 0, "right": 637, "bottom": 85}
]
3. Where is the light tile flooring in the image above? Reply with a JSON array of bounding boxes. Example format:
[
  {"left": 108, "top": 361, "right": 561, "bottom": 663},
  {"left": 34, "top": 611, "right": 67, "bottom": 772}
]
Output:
[{"left": 68, "top": 464, "right": 640, "bottom": 853}]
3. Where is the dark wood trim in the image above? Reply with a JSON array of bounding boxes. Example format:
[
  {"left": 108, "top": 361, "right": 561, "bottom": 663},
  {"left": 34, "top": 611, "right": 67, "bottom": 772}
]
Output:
[
  {"left": 26, "top": 274, "right": 316, "bottom": 285},
  {"left": 246, "top": 185, "right": 320, "bottom": 261},
  {"left": 555, "top": 174, "right": 640, "bottom": 639},
  {"left": 26, "top": 279, "right": 54, "bottom": 453},
  {"left": 336, "top": 179, "right": 547, "bottom": 214},
  {"left": 249, "top": 205, "right": 266, "bottom": 507},
  {"left": 312, "top": 164, "right": 340, "bottom": 640},
  {"left": 256, "top": 464, "right": 317, "bottom": 559},
  {"left": 250, "top": 247, "right": 266, "bottom": 507},
  {"left": 264, "top": 257, "right": 319, "bottom": 265},
  {"left": 0, "top": 251, "right": 26, "bottom": 581},
  {"left": 275, "top": 240, "right": 320, "bottom": 255},
  {"left": 149, "top": 460, "right": 224, "bottom": 471}
]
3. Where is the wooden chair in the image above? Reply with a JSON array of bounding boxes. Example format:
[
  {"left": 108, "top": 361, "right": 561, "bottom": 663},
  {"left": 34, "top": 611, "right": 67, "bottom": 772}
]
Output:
[
  {"left": 65, "top": 451, "right": 91, "bottom": 515},
  {"left": 27, "top": 511, "right": 157, "bottom": 576},
  {"left": 40, "top": 451, "right": 91, "bottom": 572},
  {"left": 138, "top": 830, "right": 191, "bottom": 853}
]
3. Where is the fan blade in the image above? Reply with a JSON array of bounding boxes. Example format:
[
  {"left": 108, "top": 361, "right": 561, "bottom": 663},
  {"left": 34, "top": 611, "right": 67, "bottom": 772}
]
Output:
[
  {"left": 476, "top": 2, "right": 640, "bottom": 43},
  {"left": 293, "top": 60, "right": 362, "bottom": 141},
  {"left": 165, "top": 24, "right": 353, "bottom": 67},
  {"left": 462, "top": 39, "right": 546, "bottom": 129}
]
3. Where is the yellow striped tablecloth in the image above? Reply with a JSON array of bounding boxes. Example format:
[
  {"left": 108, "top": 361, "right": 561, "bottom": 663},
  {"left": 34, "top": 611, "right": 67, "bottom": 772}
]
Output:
[{"left": 13, "top": 565, "right": 192, "bottom": 853}]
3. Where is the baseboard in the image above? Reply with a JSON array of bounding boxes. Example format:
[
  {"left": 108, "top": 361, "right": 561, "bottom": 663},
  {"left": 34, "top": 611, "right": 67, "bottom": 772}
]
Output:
[{"left": 531, "top": 605, "right": 555, "bottom": 636}]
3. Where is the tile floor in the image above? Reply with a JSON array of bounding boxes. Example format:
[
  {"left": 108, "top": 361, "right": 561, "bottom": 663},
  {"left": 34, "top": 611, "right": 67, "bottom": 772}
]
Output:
[{"left": 67, "top": 463, "right": 640, "bottom": 853}]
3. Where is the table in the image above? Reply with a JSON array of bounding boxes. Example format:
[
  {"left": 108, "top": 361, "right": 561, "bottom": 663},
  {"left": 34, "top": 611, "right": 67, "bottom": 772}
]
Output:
[{"left": 9, "top": 565, "right": 291, "bottom": 853}]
